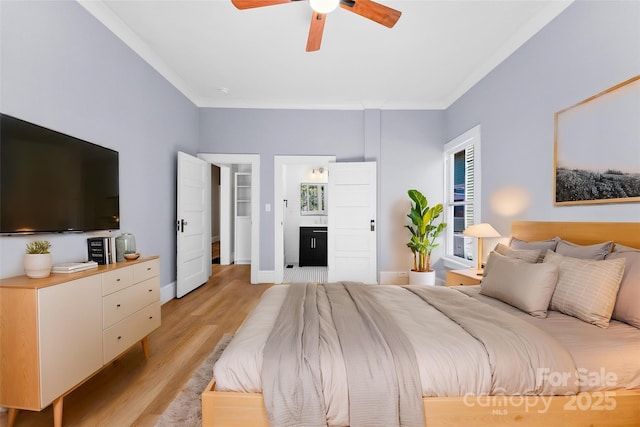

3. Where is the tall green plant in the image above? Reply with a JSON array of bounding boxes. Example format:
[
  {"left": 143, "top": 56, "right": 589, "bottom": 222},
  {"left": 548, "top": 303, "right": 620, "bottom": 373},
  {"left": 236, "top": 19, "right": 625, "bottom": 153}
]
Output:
[{"left": 405, "top": 189, "right": 446, "bottom": 272}]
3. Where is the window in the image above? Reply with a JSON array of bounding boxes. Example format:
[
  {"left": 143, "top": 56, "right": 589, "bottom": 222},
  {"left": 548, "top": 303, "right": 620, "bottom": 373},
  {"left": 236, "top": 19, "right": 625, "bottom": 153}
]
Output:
[{"left": 444, "top": 125, "right": 481, "bottom": 266}]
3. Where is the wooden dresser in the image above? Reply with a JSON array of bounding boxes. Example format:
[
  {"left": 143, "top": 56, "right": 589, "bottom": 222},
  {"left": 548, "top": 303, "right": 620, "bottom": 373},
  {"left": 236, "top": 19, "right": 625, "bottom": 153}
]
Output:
[{"left": 0, "top": 256, "right": 161, "bottom": 427}]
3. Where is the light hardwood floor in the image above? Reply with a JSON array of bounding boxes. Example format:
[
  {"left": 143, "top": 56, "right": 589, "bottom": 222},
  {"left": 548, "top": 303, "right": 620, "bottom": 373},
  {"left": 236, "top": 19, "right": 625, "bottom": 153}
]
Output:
[{"left": 1, "top": 264, "right": 272, "bottom": 427}]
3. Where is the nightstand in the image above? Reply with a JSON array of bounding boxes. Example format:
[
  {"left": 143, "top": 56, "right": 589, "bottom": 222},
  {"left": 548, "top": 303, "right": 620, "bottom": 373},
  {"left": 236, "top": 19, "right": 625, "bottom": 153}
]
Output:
[{"left": 446, "top": 268, "right": 482, "bottom": 287}]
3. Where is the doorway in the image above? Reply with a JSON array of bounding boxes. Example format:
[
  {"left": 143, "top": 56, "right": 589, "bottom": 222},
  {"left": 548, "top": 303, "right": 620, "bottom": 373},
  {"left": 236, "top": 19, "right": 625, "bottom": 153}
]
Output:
[
  {"left": 274, "top": 155, "right": 336, "bottom": 284},
  {"left": 198, "top": 153, "right": 260, "bottom": 284}
]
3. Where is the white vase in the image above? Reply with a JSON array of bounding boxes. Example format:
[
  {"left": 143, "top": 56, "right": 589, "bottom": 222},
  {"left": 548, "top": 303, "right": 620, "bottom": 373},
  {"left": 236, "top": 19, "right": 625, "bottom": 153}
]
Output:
[
  {"left": 24, "top": 253, "right": 52, "bottom": 278},
  {"left": 409, "top": 270, "right": 436, "bottom": 286}
]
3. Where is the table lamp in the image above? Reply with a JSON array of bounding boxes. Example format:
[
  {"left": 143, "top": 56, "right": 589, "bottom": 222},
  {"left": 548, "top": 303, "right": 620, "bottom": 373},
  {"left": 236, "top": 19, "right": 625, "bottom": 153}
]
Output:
[{"left": 463, "top": 223, "right": 500, "bottom": 275}]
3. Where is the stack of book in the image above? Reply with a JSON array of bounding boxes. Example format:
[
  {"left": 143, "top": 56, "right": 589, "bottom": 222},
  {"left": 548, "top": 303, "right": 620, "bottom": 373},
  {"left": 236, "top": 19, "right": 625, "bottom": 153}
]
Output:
[
  {"left": 87, "top": 237, "right": 117, "bottom": 265},
  {"left": 52, "top": 261, "right": 99, "bottom": 274}
]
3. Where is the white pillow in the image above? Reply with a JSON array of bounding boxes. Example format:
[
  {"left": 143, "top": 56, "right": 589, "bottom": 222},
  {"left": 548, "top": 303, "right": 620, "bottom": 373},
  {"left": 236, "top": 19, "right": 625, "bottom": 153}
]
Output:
[
  {"left": 543, "top": 250, "right": 625, "bottom": 328},
  {"left": 480, "top": 252, "right": 559, "bottom": 318}
]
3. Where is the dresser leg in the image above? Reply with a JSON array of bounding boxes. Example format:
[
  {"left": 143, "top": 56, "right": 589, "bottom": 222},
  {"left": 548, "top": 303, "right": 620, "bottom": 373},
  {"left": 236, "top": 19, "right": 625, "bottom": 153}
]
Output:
[
  {"left": 141, "top": 336, "right": 150, "bottom": 359},
  {"left": 7, "top": 408, "right": 18, "bottom": 427},
  {"left": 53, "top": 396, "right": 63, "bottom": 427}
]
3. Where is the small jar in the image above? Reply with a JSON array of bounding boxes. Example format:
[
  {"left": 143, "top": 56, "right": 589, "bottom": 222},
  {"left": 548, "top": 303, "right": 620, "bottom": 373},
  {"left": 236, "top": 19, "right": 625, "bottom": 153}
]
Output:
[{"left": 115, "top": 233, "right": 136, "bottom": 262}]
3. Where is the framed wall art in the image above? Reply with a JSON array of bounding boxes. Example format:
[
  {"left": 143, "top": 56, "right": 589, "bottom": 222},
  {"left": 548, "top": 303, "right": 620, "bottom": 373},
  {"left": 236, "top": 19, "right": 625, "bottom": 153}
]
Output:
[{"left": 554, "top": 75, "right": 640, "bottom": 205}]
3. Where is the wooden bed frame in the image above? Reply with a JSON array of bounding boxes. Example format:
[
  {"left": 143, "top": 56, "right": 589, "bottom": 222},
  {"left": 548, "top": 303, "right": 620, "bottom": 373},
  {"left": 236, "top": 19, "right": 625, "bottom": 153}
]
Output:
[{"left": 202, "top": 221, "right": 640, "bottom": 426}]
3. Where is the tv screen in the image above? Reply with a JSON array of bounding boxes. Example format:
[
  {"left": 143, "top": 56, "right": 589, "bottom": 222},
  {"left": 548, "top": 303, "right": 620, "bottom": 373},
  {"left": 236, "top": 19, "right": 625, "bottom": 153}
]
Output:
[{"left": 1, "top": 114, "right": 120, "bottom": 234}]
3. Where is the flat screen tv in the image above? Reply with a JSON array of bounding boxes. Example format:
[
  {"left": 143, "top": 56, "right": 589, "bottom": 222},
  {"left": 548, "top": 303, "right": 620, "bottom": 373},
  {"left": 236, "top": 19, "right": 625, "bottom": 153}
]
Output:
[{"left": 1, "top": 113, "right": 120, "bottom": 234}]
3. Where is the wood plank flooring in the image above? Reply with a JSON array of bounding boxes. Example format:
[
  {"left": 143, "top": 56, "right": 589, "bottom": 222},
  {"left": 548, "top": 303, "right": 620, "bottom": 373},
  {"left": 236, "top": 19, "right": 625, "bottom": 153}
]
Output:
[{"left": 1, "top": 264, "right": 272, "bottom": 427}]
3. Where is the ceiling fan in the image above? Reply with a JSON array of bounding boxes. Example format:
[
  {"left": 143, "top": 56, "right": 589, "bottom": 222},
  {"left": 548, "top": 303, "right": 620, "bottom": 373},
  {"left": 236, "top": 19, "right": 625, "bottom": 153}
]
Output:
[{"left": 231, "top": 0, "right": 402, "bottom": 52}]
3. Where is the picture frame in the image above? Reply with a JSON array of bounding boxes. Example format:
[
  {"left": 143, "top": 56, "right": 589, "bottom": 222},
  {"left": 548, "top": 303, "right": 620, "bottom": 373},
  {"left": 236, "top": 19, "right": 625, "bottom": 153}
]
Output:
[
  {"left": 300, "top": 183, "right": 327, "bottom": 215},
  {"left": 554, "top": 75, "right": 640, "bottom": 205}
]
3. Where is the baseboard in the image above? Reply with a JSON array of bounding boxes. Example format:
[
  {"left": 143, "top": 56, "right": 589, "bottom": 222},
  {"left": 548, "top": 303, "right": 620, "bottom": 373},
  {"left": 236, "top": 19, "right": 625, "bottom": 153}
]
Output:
[
  {"left": 379, "top": 271, "right": 447, "bottom": 286},
  {"left": 379, "top": 271, "right": 410, "bottom": 285},
  {"left": 160, "top": 281, "right": 176, "bottom": 304}
]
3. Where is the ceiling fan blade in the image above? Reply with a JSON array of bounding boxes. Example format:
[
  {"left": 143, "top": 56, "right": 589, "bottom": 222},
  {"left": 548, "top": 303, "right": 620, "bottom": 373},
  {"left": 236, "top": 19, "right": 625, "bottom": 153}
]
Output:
[
  {"left": 339, "top": 0, "right": 401, "bottom": 28},
  {"left": 306, "top": 12, "right": 326, "bottom": 52},
  {"left": 231, "top": 0, "right": 293, "bottom": 10}
]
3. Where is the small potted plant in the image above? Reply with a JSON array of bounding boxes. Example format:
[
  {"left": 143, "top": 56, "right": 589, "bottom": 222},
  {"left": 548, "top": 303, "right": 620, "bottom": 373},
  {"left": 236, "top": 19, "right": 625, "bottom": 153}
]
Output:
[
  {"left": 406, "top": 189, "right": 446, "bottom": 285},
  {"left": 24, "top": 240, "right": 52, "bottom": 278}
]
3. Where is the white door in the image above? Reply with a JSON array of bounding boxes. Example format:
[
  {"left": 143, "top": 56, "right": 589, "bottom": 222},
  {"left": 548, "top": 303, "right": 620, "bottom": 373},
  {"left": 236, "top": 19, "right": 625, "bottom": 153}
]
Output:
[
  {"left": 327, "top": 162, "right": 377, "bottom": 283},
  {"left": 177, "top": 152, "right": 211, "bottom": 298}
]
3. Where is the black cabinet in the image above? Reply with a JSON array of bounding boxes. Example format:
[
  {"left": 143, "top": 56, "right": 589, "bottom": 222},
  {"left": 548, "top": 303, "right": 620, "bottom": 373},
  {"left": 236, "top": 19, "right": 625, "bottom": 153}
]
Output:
[{"left": 299, "top": 226, "right": 327, "bottom": 267}]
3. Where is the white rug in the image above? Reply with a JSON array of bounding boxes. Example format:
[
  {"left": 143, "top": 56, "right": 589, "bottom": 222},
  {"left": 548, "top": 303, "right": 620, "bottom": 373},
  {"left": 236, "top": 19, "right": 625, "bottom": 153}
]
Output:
[{"left": 155, "top": 334, "right": 233, "bottom": 427}]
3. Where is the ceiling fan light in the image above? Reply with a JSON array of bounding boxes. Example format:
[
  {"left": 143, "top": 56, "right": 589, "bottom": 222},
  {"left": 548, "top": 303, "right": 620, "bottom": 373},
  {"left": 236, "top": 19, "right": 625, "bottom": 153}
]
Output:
[{"left": 309, "top": 0, "right": 339, "bottom": 14}]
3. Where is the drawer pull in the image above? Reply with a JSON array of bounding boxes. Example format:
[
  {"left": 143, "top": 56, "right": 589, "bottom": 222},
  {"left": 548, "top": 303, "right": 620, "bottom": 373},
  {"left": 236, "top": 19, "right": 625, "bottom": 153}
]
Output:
[
  {"left": 116, "top": 304, "right": 121, "bottom": 308},
  {"left": 149, "top": 316, "right": 153, "bottom": 319},
  {"left": 116, "top": 278, "right": 121, "bottom": 282},
  {"left": 147, "top": 267, "right": 151, "bottom": 271},
  {"left": 148, "top": 289, "right": 153, "bottom": 292},
  {"left": 117, "top": 336, "right": 122, "bottom": 340}
]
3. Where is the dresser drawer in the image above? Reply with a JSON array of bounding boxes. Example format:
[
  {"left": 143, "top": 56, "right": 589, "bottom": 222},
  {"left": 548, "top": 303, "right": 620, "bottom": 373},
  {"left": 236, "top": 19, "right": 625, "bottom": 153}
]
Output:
[
  {"left": 102, "top": 266, "right": 134, "bottom": 296},
  {"left": 103, "top": 301, "right": 161, "bottom": 363},
  {"left": 102, "top": 277, "right": 160, "bottom": 328},
  {"left": 133, "top": 259, "right": 159, "bottom": 283}
]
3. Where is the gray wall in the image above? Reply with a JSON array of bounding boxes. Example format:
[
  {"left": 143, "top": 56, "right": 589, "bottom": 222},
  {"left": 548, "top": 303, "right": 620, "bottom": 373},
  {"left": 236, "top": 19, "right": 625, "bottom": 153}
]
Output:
[
  {"left": 199, "top": 108, "right": 366, "bottom": 271},
  {"left": 446, "top": 0, "right": 640, "bottom": 237},
  {"left": 1, "top": 0, "right": 637, "bottom": 284},
  {"left": 0, "top": 1, "right": 199, "bottom": 285},
  {"left": 198, "top": 108, "right": 445, "bottom": 273}
]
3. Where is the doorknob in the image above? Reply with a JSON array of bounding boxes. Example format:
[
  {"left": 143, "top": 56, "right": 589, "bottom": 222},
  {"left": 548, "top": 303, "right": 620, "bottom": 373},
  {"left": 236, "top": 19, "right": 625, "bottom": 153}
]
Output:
[
  {"left": 178, "top": 219, "right": 188, "bottom": 232},
  {"left": 370, "top": 219, "right": 375, "bottom": 231}
]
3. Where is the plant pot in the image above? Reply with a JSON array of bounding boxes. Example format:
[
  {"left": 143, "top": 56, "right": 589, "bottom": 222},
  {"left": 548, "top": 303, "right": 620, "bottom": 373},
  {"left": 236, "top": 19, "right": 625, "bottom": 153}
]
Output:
[
  {"left": 409, "top": 270, "right": 436, "bottom": 286},
  {"left": 24, "top": 253, "right": 52, "bottom": 278}
]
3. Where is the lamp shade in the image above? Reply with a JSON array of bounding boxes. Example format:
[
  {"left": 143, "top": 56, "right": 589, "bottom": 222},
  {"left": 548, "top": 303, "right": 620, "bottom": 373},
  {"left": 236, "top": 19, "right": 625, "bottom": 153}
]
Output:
[{"left": 463, "top": 223, "right": 500, "bottom": 238}]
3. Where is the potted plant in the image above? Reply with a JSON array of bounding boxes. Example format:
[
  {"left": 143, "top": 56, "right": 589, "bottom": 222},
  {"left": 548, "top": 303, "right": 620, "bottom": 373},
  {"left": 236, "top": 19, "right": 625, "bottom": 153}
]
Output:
[
  {"left": 24, "top": 240, "right": 52, "bottom": 278},
  {"left": 406, "top": 189, "right": 446, "bottom": 285}
]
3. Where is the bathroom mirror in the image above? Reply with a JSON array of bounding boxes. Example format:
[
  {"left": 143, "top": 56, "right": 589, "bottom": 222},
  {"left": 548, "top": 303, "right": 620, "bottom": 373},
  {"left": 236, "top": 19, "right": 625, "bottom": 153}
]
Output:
[{"left": 300, "top": 183, "right": 327, "bottom": 215}]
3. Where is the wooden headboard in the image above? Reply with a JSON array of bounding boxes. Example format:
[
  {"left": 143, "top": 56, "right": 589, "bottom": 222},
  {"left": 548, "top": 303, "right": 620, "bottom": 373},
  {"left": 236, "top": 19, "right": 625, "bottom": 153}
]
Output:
[{"left": 511, "top": 221, "right": 640, "bottom": 249}]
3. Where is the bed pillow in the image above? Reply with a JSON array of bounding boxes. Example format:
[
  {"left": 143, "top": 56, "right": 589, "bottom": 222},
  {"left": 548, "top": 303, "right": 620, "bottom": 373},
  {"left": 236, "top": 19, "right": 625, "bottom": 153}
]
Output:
[
  {"left": 543, "top": 250, "right": 625, "bottom": 328},
  {"left": 484, "top": 243, "right": 541, "bottom": 276},
  {"left": 495, "top": 243, "right": 541, "bottom": 263},
  {"left": 556, "top": 239, "right": 613, "bottom": 260},
  {"left": 606, "top": 244, "right": 640, "bottom": 328},
  {"left": 480, "top": 252, "right": 559, "bottom": 318},
  {"left": 509, "top": 237, "right": 560, "bottom": 261}
]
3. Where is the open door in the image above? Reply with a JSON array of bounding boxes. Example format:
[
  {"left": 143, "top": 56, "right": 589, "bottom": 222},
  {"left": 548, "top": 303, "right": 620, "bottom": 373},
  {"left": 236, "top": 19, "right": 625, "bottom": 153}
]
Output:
[
  {"left": 177, "top": 152, "right": 211, "bottom": 298},
  {"left": 327, "top": 162, "right": 377, "bottom": 283}
]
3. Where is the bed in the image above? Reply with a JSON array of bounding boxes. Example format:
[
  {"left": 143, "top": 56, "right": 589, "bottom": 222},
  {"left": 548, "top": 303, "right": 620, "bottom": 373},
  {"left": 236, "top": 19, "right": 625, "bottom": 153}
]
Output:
[{"left": 202, "top": 221, "right": 640, "bottom": 426}]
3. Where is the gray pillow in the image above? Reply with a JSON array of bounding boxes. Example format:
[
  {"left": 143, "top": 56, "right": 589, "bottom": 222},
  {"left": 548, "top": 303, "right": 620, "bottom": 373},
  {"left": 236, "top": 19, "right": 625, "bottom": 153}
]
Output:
[
  {"left": 495, "top": 243, "right": 541, "bottom": 263},
  {"left": 544, "top": 250, "right": 625, "bottom": 328},
  {"left": 509, "top": 237, "right": 560, "bottom": 262},
  {"left": 480, "top": 252, "right": 559, "bottom": 318},
  {"left": 556, "top": 239, "right": 613, "bottom": 260},
  {"left": 606, "top": 244, "right": 640, "bottom": 328},
  {"left": 613, "top": 243, "right": 639, "bottom": 253}
]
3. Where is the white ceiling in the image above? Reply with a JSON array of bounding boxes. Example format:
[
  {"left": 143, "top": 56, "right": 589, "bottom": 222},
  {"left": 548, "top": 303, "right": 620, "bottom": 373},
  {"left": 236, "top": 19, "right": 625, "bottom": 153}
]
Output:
[{"left": 78, "top": 0, "right": 573, "bottom": 110}]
